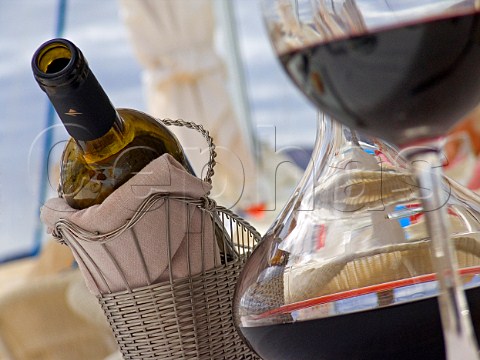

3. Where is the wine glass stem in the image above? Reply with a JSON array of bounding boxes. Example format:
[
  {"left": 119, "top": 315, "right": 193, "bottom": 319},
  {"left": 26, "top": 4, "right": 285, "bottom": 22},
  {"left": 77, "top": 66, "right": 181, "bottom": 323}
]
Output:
[{"left": 409, "top": 149, "right": 479, "bottom": 359}]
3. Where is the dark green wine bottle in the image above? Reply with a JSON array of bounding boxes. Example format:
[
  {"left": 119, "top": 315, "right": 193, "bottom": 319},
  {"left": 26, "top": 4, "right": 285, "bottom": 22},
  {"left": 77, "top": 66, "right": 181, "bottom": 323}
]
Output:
[
  {"left": 32, "top": 38, "right": 237, "bottom": 263},
  {"left": 31, "top": 38, "right": 194, "bottom": 209}
]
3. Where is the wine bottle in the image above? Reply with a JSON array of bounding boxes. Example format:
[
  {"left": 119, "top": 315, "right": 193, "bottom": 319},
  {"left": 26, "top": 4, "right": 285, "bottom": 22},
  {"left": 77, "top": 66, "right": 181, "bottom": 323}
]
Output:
[
  {"left": 31, "top": 38, "right": 194, "bottom": 209},
  {"left": 32, "top": 38, "right": 237, "bottom": 262}
]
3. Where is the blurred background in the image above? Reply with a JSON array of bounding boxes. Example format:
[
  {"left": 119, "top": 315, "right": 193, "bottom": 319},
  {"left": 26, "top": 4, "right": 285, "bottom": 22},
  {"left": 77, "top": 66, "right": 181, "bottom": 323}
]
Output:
[{"left": 0, "top": 0, "right": 317, "bottom": 262}]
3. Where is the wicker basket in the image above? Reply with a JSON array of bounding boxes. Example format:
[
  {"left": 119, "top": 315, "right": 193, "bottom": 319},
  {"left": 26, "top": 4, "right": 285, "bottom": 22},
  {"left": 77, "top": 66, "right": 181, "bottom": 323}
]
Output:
[{"left": 52, "top": 119, "right": 261, "bottom": 359}]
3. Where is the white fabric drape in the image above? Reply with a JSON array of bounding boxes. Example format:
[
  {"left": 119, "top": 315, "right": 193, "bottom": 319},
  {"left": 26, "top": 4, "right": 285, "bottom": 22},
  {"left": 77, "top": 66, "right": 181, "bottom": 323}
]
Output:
[{"left": 118, "top": 0, "right": 262, "bottom": 210}]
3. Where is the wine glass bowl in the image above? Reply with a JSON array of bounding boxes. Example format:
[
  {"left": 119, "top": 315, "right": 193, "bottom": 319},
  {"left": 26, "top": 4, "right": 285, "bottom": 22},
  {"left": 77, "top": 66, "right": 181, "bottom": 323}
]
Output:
[
  {"left": 264, "top": 0, "right": 480, "bottom": 147},
  {"left": 234, "top": 1, "right": 480, "bottom": 359}
]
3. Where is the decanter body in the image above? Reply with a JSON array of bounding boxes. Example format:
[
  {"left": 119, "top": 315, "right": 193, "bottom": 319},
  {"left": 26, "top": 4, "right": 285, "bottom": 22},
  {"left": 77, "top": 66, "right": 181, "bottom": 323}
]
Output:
[{"left": 234, "top": 114, "right": 480, "bottom": 360}]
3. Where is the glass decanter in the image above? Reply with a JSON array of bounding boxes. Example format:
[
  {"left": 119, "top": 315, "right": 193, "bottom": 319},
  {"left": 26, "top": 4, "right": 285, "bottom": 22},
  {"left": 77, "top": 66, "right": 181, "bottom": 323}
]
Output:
[
  {"left": 257, "top": 1, "right": 480, "bottom": 357},
  {"left": 234, "top": 113, "right": 480, "bottom": 360}
]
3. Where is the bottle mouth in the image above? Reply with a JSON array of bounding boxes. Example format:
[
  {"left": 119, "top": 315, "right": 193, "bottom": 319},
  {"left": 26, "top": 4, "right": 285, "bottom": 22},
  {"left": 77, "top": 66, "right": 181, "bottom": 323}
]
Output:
[{"left": 32, "top": 38, "right": 86, "bottom": 86}]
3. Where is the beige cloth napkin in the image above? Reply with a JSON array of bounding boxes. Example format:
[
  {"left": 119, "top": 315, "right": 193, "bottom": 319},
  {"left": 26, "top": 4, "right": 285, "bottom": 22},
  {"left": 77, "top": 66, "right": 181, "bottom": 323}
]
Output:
[{"left": 41, "top": 154, "right": 220, "bottom": 295}]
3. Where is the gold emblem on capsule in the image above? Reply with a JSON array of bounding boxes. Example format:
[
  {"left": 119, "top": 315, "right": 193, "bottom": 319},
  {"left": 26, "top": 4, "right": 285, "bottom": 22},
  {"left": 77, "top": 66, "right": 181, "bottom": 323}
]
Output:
[{"left": 65, "top": 109, "right": 82, "bottom": 116}]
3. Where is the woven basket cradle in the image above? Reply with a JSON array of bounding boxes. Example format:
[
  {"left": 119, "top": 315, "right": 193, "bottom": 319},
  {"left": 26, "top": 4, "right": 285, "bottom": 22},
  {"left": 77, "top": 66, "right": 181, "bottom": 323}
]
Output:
[{"left": 52, "top": 119, "right": 261, "bottom": 359}]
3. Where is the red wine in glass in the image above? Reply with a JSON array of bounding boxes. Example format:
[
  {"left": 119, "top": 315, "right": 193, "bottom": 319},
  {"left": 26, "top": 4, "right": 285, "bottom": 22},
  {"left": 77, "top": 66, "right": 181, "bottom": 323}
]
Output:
[
  {"left": 240, "top": 272, "right": 480, "bottom": 360},
  {"left": 280, "top": 11, "right": 480, "bottom": 147}
]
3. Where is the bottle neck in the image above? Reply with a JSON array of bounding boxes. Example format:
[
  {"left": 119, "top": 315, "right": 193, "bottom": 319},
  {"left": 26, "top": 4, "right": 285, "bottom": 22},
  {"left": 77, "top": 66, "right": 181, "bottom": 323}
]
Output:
[
  {"left": 309, "top": 114, "right": 378, "bottom": 185},
  {"left": 75, "top": 113, "right": 134, "bottom": 163},
  {"left": 315, "top": 114, "right": 402, "bottom": 175},
  {"left": 32, "top": 38, "right": 118, "bottom": 147}
]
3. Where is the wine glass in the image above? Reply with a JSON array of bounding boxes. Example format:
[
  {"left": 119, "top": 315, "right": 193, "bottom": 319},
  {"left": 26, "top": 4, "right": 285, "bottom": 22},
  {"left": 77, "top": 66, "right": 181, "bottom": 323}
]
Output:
[{"left": 236, "top": 1, "right": 480, "bottom": 359}]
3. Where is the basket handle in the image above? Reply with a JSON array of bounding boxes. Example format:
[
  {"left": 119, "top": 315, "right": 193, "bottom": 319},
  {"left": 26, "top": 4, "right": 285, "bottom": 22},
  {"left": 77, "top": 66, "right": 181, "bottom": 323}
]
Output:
[{"left": 159, "top": 118, "right": 217, "bottom": 186}]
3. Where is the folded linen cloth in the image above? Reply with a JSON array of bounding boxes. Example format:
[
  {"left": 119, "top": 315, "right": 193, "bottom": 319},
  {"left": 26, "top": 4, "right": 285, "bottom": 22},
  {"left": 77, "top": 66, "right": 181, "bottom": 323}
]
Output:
[{"left": 41, "top": 154, "right": 220, "bottom": 295}]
